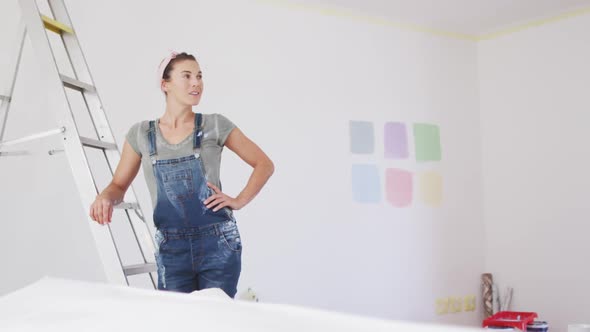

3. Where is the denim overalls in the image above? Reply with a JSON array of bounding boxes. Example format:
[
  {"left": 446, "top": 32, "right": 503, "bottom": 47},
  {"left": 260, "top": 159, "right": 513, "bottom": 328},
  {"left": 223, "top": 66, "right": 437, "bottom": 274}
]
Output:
[{"left": 148, "top": 113, "right": 241, "bottom": 297}]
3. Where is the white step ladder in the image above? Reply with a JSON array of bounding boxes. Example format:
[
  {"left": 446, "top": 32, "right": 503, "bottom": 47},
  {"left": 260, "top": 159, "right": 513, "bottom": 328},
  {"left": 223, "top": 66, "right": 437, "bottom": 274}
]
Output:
[{"left": 0, "top": 0, "right": 157, "bottom": 287}]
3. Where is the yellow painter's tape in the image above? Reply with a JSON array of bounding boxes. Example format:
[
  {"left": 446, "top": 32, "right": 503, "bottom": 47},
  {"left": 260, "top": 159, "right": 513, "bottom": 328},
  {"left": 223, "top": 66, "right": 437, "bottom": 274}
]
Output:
[{"left": 257, "top": 0, "right": 590, "bottom": 42}]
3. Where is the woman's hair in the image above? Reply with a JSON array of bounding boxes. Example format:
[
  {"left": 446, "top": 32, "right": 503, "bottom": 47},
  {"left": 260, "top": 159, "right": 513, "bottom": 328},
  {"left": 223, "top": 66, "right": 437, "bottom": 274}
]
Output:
[{"left": 162, "top": 52, "right": 197, "bottom": 81}]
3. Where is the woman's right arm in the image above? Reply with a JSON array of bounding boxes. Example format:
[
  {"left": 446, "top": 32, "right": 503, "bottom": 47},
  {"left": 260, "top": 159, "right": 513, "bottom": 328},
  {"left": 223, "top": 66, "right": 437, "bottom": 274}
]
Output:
[{"left": 89, "top": 140, "right": 141, "bottom": 225}]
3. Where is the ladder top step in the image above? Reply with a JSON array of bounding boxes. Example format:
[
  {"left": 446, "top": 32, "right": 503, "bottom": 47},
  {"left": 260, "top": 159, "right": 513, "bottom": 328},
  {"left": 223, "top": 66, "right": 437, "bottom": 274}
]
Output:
[
  {"left": 60, "top": 75, "right": 96, "bottom": 93},
  {"left": 79, "top": 136, "right": 117, "bottom": 150},
  {"left": 123, "top": 263, "right": 156, "bottom": 276},
  {"left": 41, "top": 15, "right": 73, "bottom": 34}
]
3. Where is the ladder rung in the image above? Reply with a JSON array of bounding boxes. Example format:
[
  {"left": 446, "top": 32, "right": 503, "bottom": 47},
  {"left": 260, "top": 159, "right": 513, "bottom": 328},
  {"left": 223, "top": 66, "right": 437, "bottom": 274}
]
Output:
[
  {"left": 123, "top": 263, "right": 156, "bottom": 276},
  {"left": 60, "top": 74, "right": 95, "bottom": 92},
  {"left": 0, "top": 95, "right": 11, "bottom": 102},
  {"left": 0, "top": 127, "right": 65, "bottom": 147},
  {"left": 41, "top": 15, "right": 73, "bottom": 34},
  {"left": 79, "top": 136, "right": 117, "bottom": 150},
  {"left": 114, "top": 202, "right": 140, "bottom": 210},
  {"left": 0, "top": 150, "right": 29, "bottom": 157}
]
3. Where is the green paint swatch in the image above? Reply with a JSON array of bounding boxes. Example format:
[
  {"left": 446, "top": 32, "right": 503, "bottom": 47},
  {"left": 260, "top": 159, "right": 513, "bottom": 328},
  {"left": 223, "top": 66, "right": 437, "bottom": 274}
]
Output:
[{"left": 413, "top": 123, "right": 441, "bottom": 162}]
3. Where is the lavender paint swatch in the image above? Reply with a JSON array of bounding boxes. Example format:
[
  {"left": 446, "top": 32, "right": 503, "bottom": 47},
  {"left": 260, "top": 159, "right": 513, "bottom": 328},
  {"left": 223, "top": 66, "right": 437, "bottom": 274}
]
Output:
[{"left": 384, "top": 122, "right": 408, "bottom": 159}]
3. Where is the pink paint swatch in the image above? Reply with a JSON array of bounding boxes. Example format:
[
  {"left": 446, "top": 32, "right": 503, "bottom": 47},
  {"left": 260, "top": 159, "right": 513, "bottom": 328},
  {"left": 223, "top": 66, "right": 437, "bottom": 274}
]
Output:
[{"left": 385, "top": 168, "right": 413, "bottom": 207}]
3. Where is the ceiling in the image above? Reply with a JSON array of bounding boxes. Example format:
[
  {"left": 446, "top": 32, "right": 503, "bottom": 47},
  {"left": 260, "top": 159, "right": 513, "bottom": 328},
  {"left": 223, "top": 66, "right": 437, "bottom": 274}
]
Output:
[{"left": 290, "top": 0, "right": 590, "bottom": 35}]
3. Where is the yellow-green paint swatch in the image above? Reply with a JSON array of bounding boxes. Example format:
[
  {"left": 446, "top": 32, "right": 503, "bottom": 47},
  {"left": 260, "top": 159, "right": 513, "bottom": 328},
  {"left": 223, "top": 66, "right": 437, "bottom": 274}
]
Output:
[{"left": 418, "top": 171, "right": 442, "bottom": 206}]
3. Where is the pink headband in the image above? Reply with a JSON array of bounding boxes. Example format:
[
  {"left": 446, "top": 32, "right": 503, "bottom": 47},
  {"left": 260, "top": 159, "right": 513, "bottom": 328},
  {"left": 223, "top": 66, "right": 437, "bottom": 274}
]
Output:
[{"left": 157, "top": 51, "right": 178, "bottom": 89}]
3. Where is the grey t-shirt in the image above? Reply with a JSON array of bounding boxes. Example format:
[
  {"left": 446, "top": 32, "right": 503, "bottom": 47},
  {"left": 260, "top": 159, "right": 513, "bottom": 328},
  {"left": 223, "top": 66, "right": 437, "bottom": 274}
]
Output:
[{"left": 125, "top": 113, "right": 236, "bottom": 219}]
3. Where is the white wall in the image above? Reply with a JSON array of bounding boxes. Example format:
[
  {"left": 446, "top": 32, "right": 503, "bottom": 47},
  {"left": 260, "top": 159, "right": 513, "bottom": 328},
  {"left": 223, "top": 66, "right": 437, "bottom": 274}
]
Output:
[
  {"left": 0, "top": 0, "right": 485, "bottom": 326},
  {"left": 478, "top": 14, "right": 590, "bottom": 332}
]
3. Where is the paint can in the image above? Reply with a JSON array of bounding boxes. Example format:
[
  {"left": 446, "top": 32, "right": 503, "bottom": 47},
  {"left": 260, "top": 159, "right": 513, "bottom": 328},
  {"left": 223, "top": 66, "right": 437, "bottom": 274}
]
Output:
[
  {"left": 485, "top": 327, "right": 516, "bottom": 331},
  {"left": 527, "top": 321, "right": 549, "bottom": 332}
]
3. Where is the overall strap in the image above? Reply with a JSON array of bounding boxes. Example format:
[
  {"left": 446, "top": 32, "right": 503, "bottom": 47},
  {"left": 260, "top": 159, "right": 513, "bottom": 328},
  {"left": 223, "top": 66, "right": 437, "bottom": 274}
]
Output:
[
  {"left": 148, "top": 120, "right": 157, "bottom": 163},
  {"left": 193, "top": 113, "right": 203, "bottom": 150}
]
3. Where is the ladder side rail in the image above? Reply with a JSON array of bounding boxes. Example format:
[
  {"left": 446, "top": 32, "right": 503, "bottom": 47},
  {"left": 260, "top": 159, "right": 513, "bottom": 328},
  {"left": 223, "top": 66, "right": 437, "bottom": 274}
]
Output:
[
  {"left": 48, "top": 0, "right": 158, "bottom": 270},
  {"left": 0, "top": 20, "right": 27, "bottom": 143},
  {"left": 18, "top": 0, "right": 128, "bottom": 285}
]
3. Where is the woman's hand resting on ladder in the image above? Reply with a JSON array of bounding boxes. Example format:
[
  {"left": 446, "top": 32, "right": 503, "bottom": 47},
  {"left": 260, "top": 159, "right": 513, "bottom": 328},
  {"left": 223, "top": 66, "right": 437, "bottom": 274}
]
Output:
[{"left": 89, "top": 140, "right": 141, "bottom": 225}]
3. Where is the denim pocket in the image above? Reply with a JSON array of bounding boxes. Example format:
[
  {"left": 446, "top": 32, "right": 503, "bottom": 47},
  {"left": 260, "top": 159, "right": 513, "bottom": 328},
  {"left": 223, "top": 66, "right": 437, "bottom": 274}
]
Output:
[
  {"left": 221, "top": 226, "right": 242, "bottom": 252},
  {"left": 154, "top": 230, "right": 168, "bottom": 252},
  {"left": 163, "top": 169, "right": 194, "bottom": 202}
]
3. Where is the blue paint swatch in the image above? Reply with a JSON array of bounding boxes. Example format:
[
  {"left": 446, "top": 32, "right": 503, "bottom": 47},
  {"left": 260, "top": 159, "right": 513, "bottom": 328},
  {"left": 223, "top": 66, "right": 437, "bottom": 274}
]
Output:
[{"left": 351, "top": 164, "right": 381, "bottom": 203}]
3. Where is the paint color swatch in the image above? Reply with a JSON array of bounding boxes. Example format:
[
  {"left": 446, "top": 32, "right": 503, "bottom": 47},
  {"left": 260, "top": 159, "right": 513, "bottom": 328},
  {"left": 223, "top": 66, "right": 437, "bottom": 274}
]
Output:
[
  {"left": 349, "top": 121, "right": 375, "bottom": 154},
  {"left": 413, "top": 123, "right": 441, "bottom": 161},
  {"left": 384, "top": 122, "right": 408, "bottom": 159},
  {"left": 418, "top": 171, "right": 442, "bottom": 206},
  {"left": 385, "top": 168, "right": 413, "bottom": 207},
  {"left": 351, "top": 164, "right": 381, "bottom": 203}
]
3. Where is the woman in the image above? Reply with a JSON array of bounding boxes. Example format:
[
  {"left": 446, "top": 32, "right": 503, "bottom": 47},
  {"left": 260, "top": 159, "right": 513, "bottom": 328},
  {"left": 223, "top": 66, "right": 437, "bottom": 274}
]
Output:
[{"left": 89, "top": 51, "right": 274, "bottom": 298}]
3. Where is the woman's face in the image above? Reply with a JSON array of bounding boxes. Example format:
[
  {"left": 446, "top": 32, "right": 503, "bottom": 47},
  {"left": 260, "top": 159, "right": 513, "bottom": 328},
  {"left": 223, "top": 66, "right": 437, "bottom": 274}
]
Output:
[{"left": 162, "top": 59, "right": 203, "bottom": 106}]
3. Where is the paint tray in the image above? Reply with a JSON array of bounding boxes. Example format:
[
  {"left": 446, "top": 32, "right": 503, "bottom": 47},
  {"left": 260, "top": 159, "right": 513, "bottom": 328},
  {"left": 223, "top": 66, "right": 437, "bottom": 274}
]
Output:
[{"left": 483, "top": 311, "right": 538, "bottom": 331}]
